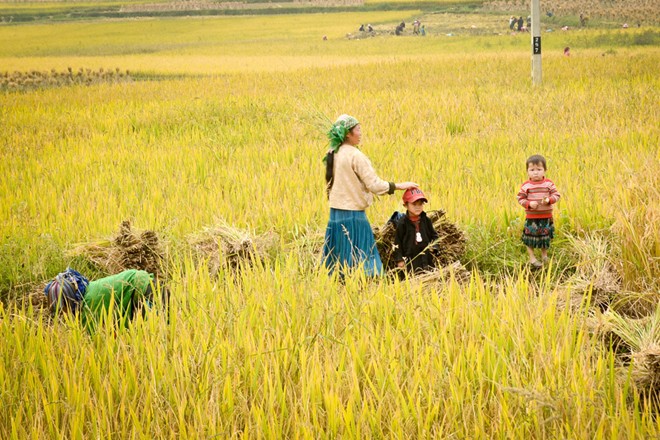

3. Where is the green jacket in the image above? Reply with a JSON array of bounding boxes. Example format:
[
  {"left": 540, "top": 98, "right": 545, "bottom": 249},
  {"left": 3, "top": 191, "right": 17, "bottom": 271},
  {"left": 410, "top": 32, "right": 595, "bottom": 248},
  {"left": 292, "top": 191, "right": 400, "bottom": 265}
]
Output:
[{"left": 81, "top": 269, "right": 154, "bottom": 331}]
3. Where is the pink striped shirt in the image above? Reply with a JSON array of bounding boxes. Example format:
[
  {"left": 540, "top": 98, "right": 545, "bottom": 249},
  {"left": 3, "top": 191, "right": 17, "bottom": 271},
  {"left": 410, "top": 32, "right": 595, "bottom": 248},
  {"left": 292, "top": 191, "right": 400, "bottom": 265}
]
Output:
[{"left": 517, "top": 178, "right": 561, "bottom": 219}]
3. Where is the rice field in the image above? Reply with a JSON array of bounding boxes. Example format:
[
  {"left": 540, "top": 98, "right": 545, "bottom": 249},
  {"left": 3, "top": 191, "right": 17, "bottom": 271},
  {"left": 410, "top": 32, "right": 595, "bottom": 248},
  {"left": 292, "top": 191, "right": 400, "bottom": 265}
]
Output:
[{"left": 1, "top": 4, "right": 659, "bottom": 438}]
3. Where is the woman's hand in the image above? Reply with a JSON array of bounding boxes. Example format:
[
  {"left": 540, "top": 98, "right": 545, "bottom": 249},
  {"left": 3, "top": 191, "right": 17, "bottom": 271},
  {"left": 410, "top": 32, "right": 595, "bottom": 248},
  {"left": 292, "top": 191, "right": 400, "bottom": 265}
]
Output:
[
  {"left": 396, "top": 182, "right": 419, "bottom": 190},
  {"left": 529, "top": 201, "right": 539, "bottom": 209}
]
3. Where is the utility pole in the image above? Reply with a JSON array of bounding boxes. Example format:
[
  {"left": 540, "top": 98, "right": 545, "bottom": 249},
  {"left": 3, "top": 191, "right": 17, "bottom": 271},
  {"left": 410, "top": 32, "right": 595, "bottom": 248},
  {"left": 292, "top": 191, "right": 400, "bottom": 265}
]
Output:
[{"left": 531, "top": 0, "right": 542, "bottom": 85}]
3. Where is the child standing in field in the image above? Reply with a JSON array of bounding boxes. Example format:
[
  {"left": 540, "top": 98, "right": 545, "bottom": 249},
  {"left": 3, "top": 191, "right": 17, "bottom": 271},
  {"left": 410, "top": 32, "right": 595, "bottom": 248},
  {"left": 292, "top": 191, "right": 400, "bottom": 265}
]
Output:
[
  {"left": 393, "top": 187, "right": 439, "bottom": 275},
  {"left": 517, "top": 154, "right": 561, "bottom": 269}
]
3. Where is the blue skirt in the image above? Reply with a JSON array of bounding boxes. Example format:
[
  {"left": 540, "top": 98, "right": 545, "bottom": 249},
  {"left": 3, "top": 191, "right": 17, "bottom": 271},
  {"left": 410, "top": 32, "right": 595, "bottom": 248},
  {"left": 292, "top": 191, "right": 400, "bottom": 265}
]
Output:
[{"left": 322, "top": 208, "right": 383, "bottom": 276}]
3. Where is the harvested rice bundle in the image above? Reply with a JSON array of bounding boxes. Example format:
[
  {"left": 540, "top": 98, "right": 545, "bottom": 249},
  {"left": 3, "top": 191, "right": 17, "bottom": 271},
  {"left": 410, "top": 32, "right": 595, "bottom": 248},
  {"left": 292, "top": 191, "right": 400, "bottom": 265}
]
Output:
[
  {"left": 556, "top": 269, "right": 620, "bottom": 312},
  {"left": 189, "top": 220, "right": 278, "bottom": 276},
  {"left": 587, "top": 310, "right": 635, "bottom": 355},
  {"left": 632, "top": 346, "right": 660, "bottom": 407},
  {"left": 67, "top": 220, "right": 165, "bottom": 279},
  {"left": 373, "top": 209, "right": 466, "bottom": 271},
  {"left": 557, "top": 233, "right": 622, "bottom": 312},
  {"left": 605, "top": 308, "right": 660, "bottom": 405}
]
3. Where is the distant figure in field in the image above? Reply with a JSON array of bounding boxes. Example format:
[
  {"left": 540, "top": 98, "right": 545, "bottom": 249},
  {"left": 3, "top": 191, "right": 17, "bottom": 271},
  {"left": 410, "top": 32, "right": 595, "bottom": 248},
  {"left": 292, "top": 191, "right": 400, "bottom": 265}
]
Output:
[
  {"left": 367, "top": 24, "right": 373, "bottom": 32},
  {"left": 323, "top": 35, "right": 328, "bottom": 41},
  {"left": 517, "top": 16, "right": 524, "bottom": 31},
  {"left": 509, "top": 16, "right": 516, "bottom": 30},
  {"left": 516, "top": 154, "right": 561, "bottom": 269},
  {"left": 420, "top": 25, "right": 426, "bottom": 36},
  {"left": 322, "top": 114, "right": 417, "bottom": 277},
  {"left": 395, "top": 23, "right": 404, "bottom": 35},
  {"left": 527, "top": 16, "right": 531, "bottom": 29},
  {"left": 546, "top": 11, "right": 554, "bottom": 18},
  {"left": 413, "top": 19, "right": 420, "bottom": 35},
  {"left": 561, "top": 25, "right": 570, "bottom": 31},
  {"left": 359, "top": 24, "right": 365, "bottom": 32},
  {"left": 563, "top": 46, "right": 571, "bottom": 56},
  {"left": 579, "top": 13, "right": 588, "bottom": 27},
  {"left": 622, "top": 23, "right": 629, "bottom": 29}
]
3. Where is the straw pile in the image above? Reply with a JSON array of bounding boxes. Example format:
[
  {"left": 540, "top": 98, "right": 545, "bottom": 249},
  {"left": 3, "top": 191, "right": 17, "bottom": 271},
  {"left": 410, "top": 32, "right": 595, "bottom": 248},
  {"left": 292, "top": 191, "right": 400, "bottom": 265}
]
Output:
[
  {"left": 372, "top": 209, "right": 466, "bottom": 272},
  {"left": 557, "top": 267, "right": 621, "bottom": 312},
  {"left": 632, "top": 345, "right": 660, "bottom": 405},
  {"left": 556, "top": 233, "right": 621, "bottom": 312},
  {"left": 587, "top": 310, "right": 636, "bottom": 356},
  {"left": 188, "top": 220, "right": 278, "bottom": 276},
  {"left": 66, "top": 220, "right": 165, "bottom": 279},
  {"left": 593, "top": 308, "right": 660, "bottom": 406}
]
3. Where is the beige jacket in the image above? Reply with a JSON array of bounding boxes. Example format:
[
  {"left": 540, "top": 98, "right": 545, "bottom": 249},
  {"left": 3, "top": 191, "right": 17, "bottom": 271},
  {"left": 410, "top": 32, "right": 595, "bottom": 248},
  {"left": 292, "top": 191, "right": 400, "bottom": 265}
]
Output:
[{"left": 328, "top": 144, "right": 392, "bottom": 211}]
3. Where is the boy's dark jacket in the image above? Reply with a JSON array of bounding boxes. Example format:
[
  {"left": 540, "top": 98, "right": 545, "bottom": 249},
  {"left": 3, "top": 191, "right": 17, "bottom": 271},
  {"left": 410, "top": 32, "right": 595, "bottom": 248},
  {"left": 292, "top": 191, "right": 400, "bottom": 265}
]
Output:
[{"left": 393, "top": 211, "right": 439, "bottom": 272}]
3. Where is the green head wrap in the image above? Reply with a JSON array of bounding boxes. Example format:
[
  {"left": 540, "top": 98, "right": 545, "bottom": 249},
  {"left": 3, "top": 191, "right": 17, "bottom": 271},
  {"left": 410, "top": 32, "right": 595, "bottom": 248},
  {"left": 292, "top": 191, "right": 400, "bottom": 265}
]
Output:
[{"left": 326, "top": 114, "right": 359, "bottom": 154}]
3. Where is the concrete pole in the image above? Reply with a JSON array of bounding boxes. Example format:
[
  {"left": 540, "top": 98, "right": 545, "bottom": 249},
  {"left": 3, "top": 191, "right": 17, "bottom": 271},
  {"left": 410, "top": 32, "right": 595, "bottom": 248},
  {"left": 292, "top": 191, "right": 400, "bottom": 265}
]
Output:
[{"left": 531, "top": 0, "right": 542, "bottom": 85}]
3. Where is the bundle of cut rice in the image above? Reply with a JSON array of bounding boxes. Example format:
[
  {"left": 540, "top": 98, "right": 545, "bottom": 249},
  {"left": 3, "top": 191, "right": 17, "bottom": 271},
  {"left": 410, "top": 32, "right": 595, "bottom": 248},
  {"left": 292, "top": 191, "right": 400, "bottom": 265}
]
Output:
[
  {"left": 66, "top": 220, "right": 165, "bottom": 278},
  {"left": 372, "top": 209, "right": 466, "bottom": 271},
  {"left": 632, "top": 345, "right": 660, "bottom": 404},
  {"left": 587, "top": 310, "right": 635, "bottom": 355},
  {"left": 556, "top": 233, "right": 622, "bottom": 312},
  {"left": 604, "top": 307, "right": 660, "bottom": 404},
  {"left": 188, "top": 220, "right": 278, "bottom": 276},
  {"left": 557, "top": 269, "right": 620, "bottom": 312}
]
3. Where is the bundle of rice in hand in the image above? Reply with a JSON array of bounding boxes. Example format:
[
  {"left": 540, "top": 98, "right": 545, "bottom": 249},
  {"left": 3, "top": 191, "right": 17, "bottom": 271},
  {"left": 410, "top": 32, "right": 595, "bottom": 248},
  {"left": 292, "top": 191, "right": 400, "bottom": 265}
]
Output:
[
  {"left": 373, "top": 209, "right": 467, "bottom": 272},
  {"left": 188, "top": 219, "right": 278, "bottom": 276},
  {"left": 67, "top": 220, "right": 165, "bottom": 279}
]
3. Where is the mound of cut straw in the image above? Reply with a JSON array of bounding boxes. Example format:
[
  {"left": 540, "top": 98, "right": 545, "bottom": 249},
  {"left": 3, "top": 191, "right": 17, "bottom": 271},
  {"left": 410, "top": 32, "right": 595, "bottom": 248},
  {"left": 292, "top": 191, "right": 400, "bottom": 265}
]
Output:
[
  {"left": 188, "top": 220, "right": 278, "bottom": 276},
  {"left": 67, "top": 220, "right": 165, "bottom": 279}
]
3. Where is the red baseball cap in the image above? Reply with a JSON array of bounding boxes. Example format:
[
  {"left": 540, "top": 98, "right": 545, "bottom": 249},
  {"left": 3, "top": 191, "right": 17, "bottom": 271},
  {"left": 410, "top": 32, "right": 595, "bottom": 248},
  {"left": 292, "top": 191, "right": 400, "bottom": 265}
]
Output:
[{"left": 402, "top": 187, "right": 427, "bottom": 203}]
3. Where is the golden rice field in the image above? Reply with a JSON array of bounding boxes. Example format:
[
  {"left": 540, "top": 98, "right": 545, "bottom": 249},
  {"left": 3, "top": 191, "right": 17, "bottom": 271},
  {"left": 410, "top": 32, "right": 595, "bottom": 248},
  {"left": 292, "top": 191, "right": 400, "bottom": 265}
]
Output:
[{"left": 1, "top": 5, "right": 659, "bottom": 438}]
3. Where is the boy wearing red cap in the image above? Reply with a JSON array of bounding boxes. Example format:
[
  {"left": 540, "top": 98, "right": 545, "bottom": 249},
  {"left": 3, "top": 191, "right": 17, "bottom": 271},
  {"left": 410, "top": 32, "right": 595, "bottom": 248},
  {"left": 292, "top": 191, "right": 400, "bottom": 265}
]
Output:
[{"left": 393, "top": 188, "right": 439, "bottom": 275}]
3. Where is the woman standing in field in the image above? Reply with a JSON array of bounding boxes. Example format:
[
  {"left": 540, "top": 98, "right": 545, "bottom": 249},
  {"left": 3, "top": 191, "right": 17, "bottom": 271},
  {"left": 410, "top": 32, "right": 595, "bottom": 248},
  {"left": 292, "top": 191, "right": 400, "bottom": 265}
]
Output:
[{"left": 322, "top": 114, "right": 417, "bottom": 277}]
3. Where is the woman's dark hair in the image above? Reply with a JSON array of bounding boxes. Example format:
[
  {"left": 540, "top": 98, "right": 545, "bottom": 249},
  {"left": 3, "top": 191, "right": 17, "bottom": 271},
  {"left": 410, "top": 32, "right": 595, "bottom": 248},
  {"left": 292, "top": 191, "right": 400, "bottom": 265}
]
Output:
[
  {"left": 526, "top": 154, "right": 547, "bottom": 170},
  {"left": 324, "top": 150, "right": 335, "bottom": 198},
  {"left": 324, "top": 126, "right": 355, "bottom": 198}
]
